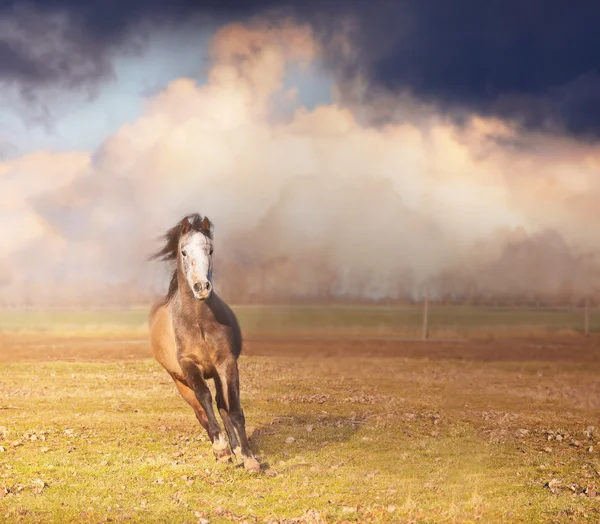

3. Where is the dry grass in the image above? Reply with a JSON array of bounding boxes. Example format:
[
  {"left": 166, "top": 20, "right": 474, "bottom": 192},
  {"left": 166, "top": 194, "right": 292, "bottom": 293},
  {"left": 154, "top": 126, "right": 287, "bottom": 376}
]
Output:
[{"left": 1, "top": 312, "right": 600, "bottom": 522}]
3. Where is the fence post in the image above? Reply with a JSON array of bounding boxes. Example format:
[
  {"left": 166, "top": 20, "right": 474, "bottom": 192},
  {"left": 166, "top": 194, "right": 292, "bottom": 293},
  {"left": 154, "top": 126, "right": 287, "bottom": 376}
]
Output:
[
  {"left": 584, "top": 296, "right": 590, "bottom": 336},
  {"left": 422, "top": 288, "right": 429, "bottom": 341}
]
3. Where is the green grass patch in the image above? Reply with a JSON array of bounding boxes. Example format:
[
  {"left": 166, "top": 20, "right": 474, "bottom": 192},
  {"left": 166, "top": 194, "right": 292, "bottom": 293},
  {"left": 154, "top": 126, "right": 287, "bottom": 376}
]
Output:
[{"left": 1, "top": 304, "right": 598, "bottom": 338}]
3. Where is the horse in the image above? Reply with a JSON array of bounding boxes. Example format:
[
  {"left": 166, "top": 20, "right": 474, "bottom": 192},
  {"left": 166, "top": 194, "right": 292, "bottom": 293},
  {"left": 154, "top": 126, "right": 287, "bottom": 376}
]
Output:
[{"left": 148, "top": 213, "right": 261, "bottom": 473}]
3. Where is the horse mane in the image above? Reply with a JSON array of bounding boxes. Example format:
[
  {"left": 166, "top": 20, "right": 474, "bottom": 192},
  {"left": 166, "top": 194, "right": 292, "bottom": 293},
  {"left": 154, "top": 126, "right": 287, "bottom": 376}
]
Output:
[{"left": 150, "top": 213, "right": 213, "bottom": 304}]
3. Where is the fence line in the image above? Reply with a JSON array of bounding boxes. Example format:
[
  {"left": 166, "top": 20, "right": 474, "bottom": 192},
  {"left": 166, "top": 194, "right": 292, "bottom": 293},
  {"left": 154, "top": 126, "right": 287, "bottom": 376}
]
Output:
[{"left": 0, "top": 303, "right": 598, "bottom": 339}]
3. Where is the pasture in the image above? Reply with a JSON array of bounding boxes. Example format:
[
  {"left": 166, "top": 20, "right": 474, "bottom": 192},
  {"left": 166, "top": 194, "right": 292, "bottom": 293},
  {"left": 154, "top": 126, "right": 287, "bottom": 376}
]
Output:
[
  {"left": 1, "top": 306, "right": 600, "bottom": 522},
  {"left": 0, "top": 303, "right": 597, "bottom": 338}
]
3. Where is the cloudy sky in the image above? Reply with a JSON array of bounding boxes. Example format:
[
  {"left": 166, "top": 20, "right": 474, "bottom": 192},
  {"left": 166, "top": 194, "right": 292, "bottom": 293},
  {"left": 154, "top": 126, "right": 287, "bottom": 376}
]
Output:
[{"left": 2, "top": 0, "right": 600, "bottom": 304}]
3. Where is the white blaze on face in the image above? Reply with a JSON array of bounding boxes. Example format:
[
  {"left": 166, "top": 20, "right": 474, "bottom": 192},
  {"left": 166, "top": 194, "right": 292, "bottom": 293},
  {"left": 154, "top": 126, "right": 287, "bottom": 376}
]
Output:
[{"left": 179, "top": 230, "right": 213, "bottom": 299}]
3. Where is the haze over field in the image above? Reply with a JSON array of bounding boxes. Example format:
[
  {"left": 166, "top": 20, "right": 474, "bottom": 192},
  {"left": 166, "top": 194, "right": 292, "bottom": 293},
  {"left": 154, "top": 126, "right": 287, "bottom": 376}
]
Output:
[{"left": 2, "top": 2, "right": 600, "bottom": 305}]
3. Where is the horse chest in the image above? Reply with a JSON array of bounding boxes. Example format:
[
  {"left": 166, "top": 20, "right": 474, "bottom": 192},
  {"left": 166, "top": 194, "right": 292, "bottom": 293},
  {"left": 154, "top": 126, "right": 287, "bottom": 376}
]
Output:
[{"left": 175, "top": 322, "right": 228, "bottom": 377}]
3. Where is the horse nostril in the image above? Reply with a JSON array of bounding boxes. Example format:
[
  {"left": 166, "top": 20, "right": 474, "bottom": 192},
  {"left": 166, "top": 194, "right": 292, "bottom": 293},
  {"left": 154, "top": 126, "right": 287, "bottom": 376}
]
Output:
[
  {"left": 206, "top": 281, "right": 212, "bottom": 292},
  {"left": 193, "top": 282, "right": 201, "bottom": 294}
]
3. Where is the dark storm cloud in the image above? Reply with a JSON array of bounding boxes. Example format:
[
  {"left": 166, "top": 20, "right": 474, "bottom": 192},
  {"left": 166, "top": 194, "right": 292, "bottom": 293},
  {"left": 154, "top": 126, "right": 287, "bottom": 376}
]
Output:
[
  {"left": 0, "top": 0, "right": 295, "bottom": 93},
  {"left": 2, "top": 0, "right": 600, "bottom": 137},
  {"left": 352, "top": 1, "right": 600, "bottom": 138},
  {"left": 0, "top": 39, "right": 42, "bottom": 81}
]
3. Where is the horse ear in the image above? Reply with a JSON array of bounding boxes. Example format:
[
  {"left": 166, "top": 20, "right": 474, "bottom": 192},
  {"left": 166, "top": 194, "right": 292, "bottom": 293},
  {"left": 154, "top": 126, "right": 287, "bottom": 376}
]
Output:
[
  {"left": 201, "top": 216, "right": 212, "bottom": 232},
  {"left": 180, "top": 216, "right": 192, "bottom": 234}
]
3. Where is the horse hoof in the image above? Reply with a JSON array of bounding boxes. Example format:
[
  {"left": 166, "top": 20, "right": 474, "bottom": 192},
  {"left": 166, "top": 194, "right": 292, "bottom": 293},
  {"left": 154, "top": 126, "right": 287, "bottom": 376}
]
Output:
[
  {"left": 213, "top": 446, "right": 233, "bottom": 463},
  {"left": 232, "top": 446, "right": 245, "bottom": 465},
  {"left": 244, "top": 456, "right": 261, "bottom": 473}
]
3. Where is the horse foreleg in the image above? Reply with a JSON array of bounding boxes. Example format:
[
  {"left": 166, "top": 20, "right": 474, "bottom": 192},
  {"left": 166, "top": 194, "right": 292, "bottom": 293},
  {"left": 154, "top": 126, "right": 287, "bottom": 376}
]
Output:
[
  {"left": 170, "top": 375, "right": 210, "bottom": 434},
  {"left": 214, "top": 375, "right": 242, "bottom": 462},
  {"left": 216, "top": 360, "right": 260, "bottom": 473},
  {"left": 179, "top": 359, "right": 232, "bottom": 463}
]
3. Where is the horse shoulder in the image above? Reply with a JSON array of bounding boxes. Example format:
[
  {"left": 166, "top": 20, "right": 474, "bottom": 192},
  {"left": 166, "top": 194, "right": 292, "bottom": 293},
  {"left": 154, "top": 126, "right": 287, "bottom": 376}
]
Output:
[
  {"left": 149, "top": 301, "right": 182, "bottom": 377},
  {"left": 217, "top": 297, "right": 243, "bottom": 358}
]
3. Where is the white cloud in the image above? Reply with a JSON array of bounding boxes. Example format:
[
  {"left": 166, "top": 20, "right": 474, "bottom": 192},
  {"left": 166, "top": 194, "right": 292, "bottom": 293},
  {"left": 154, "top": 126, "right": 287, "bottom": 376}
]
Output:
[{"left": 2, "top": 20, "right": 600, "bottom": 305}]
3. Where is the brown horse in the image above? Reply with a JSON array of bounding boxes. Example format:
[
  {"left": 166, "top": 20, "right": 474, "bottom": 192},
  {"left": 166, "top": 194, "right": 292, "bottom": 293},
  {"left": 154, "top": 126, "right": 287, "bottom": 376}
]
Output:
[{"left": 149, "top": 213, "right": 260, "bottom": 473}]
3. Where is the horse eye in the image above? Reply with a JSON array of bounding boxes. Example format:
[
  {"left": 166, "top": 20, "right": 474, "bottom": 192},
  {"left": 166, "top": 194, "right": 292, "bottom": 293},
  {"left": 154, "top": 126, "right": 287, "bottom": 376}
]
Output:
[
  {"left": 181, "top": 250, "right": 187, "bottom": 257},
  {"left": 209, "top": 248, "right": 214, "bottom": 255}
]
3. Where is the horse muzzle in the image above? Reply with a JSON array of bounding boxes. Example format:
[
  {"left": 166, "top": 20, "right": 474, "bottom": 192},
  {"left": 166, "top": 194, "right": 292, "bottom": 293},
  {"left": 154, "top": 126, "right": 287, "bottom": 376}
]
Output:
[{"left": 192, "top": 280, "right": 212, "bottom": 300}]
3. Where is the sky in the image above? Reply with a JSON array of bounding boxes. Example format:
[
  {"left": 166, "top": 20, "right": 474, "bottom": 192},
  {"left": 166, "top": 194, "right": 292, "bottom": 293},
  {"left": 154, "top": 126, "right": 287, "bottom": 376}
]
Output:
[
  {"left": 1, "top": 17, "right": 332, "bottom": 158},
  {"left": 2, "top": 0, "right": 600, "bottom": 305}
]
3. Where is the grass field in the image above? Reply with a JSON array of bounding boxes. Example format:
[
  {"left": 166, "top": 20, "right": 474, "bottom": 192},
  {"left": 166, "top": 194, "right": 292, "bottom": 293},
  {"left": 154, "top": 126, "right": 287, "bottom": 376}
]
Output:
[
  {"left": 0, "top": 304, "right": 597, "bottom": 338},
  {"left": 1, "top": 307, "right": 600, "bottom": 522}
]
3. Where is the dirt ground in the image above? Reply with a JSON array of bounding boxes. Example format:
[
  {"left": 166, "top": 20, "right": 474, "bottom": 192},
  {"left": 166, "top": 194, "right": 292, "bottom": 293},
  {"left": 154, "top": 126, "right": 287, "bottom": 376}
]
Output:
[
  {"left": 1, "top": 330, "right": 600, "bottom": 522},
  {"left": 2, "top": 331, "right": 600, "bottom": 364}
]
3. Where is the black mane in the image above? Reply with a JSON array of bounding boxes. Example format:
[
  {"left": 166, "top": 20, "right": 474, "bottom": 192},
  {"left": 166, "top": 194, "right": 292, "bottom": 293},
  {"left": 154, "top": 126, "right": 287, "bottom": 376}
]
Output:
[{"left": 151, "top": 213, "right": 213, "bottom": 304}]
